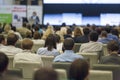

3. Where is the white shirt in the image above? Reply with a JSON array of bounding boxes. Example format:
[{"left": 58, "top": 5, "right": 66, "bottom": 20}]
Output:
[
  {"left": 0, "top": 45, "right": 23, "bottom": 56},
  {"left": 14, "top": 50, "right": 42, "bottom": 64},
  {"left": 79, "top": 41, "right": 103, "bottom": 53}
]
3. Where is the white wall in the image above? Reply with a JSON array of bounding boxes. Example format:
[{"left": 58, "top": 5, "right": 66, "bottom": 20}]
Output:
[{"left": 0, "top": 0, "right": 14, "bottom": 5}]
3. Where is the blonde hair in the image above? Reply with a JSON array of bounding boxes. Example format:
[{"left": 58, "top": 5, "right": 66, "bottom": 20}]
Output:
[
  {"left": 74, "top": 27, "right": 82, "bottom": 37},
  {"left": 4, "top": 24, "right": 11, "bottom": 34}
]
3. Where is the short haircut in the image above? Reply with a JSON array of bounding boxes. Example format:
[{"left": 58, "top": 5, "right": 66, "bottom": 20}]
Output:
[
  {"left": 100, "top": 31, "right": 107, "bottom": 37},
  {"left": 107, "top": 41, "right": 119, "bottom": 52},
  {"left": 33, "top": 31, "right": 42, "bottom": 39},
  {"left": 7, "top": 33, "right": 18, "bottom": 45},
  {"left": 33, "top": 68, "right": 58, "bottom": 80},
  {"left": 0, "top": 52, "right": 9, "bottom": 73},
  {"left": 83, "top": 27, "right": 90, "bottom": 35},
  {"left": 44, "top": 34, "right": 56, "bottom": 51},
  {"left": 22, "top": 38, "right": 33, "bottom": 50},
  {"left": 0, "top": 35, "right": 5, "bottom": 43},
  {"left": 63, "top": 38, "right": 74, "bottom": 50},
  {"left": 67, "top": 28, "right": 72, "bottom": 35},
  {"left": 69, "top": 59, "right": 89, "bottom": 80},
  {"left": 89, "top": 31, "right": 99, "bottom": 41}
]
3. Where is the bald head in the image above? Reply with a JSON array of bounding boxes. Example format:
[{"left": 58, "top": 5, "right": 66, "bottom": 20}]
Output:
[
  {"left": 22, "top": 38, "right": 33, "bottom": 50},
  {"left": 63, "top": 38, "right": 74, "bottom": 50}
]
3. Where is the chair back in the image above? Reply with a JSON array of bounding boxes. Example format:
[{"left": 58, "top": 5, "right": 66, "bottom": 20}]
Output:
[
  {"left": 41, "top": 56, "right": 54, "bottom": 68},
  {"left": 73, "top": 43, "right": 82, "bottom": 53},
  {"left": 77, "top": 53, "right": 98, "bottom": 68},
  {"left": 8, "top": 55, "right": 14, "bottom": 70},
  {"left": 92, "top": 64, "right": 120, "bottom": 80},
  {"left": 102, "top": 44, "right": 108, "bottom": 56},
  {"left": 55, "top": 69, "right": 67, "bottom": 80},
  {"left": 89, "top": 70, "right": 113, "bottom": 80},
  {"left": 52, "top": 62, "right": 71, "bottom": 78},
  {"left": 32, "top": 43, "right": 44, "bottom": 53},
  {"left": 14, "top": 62, "right": 42, "bottom": 79}
]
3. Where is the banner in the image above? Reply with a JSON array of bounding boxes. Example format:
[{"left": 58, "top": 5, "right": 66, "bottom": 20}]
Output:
[
  {"left": 27, "top": 6, "right": 43, "bottom": 24},
  {"left": 0, "top": 6, "right": 12, "bottom": 23},
  {"left": 12, "top": 5, "right": 27, "bottom": 27}
]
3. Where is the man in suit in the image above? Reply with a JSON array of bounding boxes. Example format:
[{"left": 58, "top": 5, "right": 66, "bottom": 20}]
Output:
[
  {"left": 31, "top": 11, "right": 40, "bottom": 25},
  {"left": 99, "top": 41, "right": 120, "bottom": 64}
]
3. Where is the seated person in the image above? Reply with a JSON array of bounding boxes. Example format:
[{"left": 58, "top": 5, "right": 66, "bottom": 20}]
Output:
[
  {"left": 79, "top": 31, "right": 103, "bottom": 53},
  {"left": 54, "top": 38, "right": 83, "bottom": 62},
  {"left": 69, "top": 58, "right": 89, "bottom": 80},
  {"left": 98, "top": 31, "right": 112, "bottom": 44},
  {"left": 0, "top": 35, "right": 6, "bottom": 48},
  {"left": 99, "top": 41, "right": 120, "bottom": 64},
  {"left": 33, "top": 68, "right": 58, "bottom": 80},
  {"left": 0, "top": 33, "right": 23, "bottom": 56},
  {"left": 14, "top": 38, "right": 42, "bottom": 64},
  {"left": 37, "top": 34, "right": 60, "bottom": 56}
]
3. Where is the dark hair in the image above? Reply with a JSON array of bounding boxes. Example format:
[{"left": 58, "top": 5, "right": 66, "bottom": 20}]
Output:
[
  {"left": 63, "top": 38, "right": 74, "bottom": 50},
  {"left": 67, "top": 28, "right": 72, "bottom": 35},
  {"left": 69, "top": 59, "right": 89, "bottom": 80},
  {"left": 111, "top": 29, "right": 119, "bottom": 38},
  {"left": 7, "top": 33, "right": 18, "bottom": 45},
  {"left": 11, "top": 26, "right": 16, "bottom": 32},
  {"left": 54, "top": 34, "right": 60, "bottom": 43},
  {"left": 89, "top": 31, "right": 99, "bottom": 41},
  {"left": 44, "top": 34, "right": 56, "bottom": 51},
  {"left": 107, "top": 41, "right": 119, "bottom": 52},
  {"left": 33, "top": 31, "right": 42, "bottom": 39},
  {"left": 0, "top": 52, "right": 9, "bottom": 73},
  {"left": 83, "top": 27, "right": 90, "bottom": 35},
  {"left": 0, "top": 35, "right": 5, "bottom": 43},
  {"left": 33, "top": 68, "right": 58, "bottom": 80}
]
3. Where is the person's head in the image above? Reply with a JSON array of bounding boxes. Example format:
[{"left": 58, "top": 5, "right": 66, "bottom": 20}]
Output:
[
  {"left": 83, "top": 27, "right": 90, "bottom": 35},
  {"left": 69, "top": 59, "right": 89, "bottom": 80},
  {"left": 74, "top": 27, "right": 82, "bottom": 37},
  {"left": 22, "top": 22, "right": 27, "bottom": 28},
  {"left": 33, "top": 31, "right": 42, "bottom": 39},
  {"left": 0, "top": 35, "right": 5, "bottom": 45},
  {"left": 22, "top": 38, "right": 33, "bottom": 50},
  {"left": 4, "top": 24, "right": 11, "bottom": 33},
  {"left": 44, "top": 34, "right": 56, "bottom": 51},
  {"left": 54, "top": 34, "right": 61, "bottom": 43},
  {"left": 63, "top": 38, "right": 74, "bottom": 50},
  {"left": 89, "top": 31, "right": 99, "bottom": 42},
  {"left": 111, "top": 29, "right": 119, "bottom": 38},
  {"left": 33, "top": 12, "right": 37, "bottom": 16},
  {"left": 0, "top": 52, "right": 9, "bottom": 74},
  {"left": 66, "top": 28, "right": 72, "bottom": 35},
  {"left": 33, "top": 68, "right": 58, "bottom": 80},
  {"left": 7, "top": 33, "right": 18, "bottom": 46},
  {"left": 107, "top": 41, "right": 119, "bottom": 53},
  {"left": 100, "top": 31, "right": 108, "bottom": 38}
]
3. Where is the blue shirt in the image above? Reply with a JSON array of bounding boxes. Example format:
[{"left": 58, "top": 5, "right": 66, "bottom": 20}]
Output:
[
  {"left": 37, "top": 47, "right": 60, "bottom": 57},
  {"left": 98, "top": 38, "right": 112, "bottom": 44},
  {"left": 53, "top": 50, "right": 83, "bottom": 62},
  {"left": 107, "top": 34, "right": 119, "bottom": 42}
]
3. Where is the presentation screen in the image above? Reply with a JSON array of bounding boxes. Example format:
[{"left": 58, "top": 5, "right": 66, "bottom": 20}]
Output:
[{"left": 44, "top": 0, "right": 120, "bottom": 4}]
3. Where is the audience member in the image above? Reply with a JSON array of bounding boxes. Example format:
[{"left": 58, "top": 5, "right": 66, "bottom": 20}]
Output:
[
  {"left": 33, "top": 68, "right": 58, "bottom": 80},
  {"left": 0, "top": 35, "right": 6, "bottom": 48},
  {"left": 54, "top": 38, "right": 83, "bottom": 62},
  {"left": 32, "top": 31, "right": 45, "bottom": 45},
  {"left": 74, "top": 27, "right": 90, "bottom": 43},
  {"left": 64, "top": 28, "right": 73, "bottom": 39},
  {"left": 79, "top": 31, "right": 103, "bottom": 53},
  {"left": 0, "top": 52, "right": 9, "bottom": 78},
  {"left": 99, "top": 41, "right": 120, "bottom": 64},
  {"left": 37, "top": 34, "right": 60, "bottom": 56},
  {"left": 54, "top": 34, "right": 63, "bottom": 53},
  {"left": 73, "top": 27, "right": 82, "bottom": 42},
  {"left": 0, "top": 33, "right": 23, "bottom": 55},
  {"left": 69, "top": 58, "right": 89, "bottom": 80},
  {"left": 98, "top": 31, "right": 111, "bottom": 44},
  {"left": 14, "top": 38, "right": 42, "bottom": 64}
]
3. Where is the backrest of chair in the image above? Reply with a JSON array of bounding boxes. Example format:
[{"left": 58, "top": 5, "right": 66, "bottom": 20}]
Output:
[
  {"left": 14, "top": 62, "right": 42, "bottom": 79},
  {"left": 55, "top": 69, "right": 67, "bottom": 80},
  {"left": 41, "top": 56, "right": 54, "bottom": 68},
  {"left": 32, "top": 43, "right": 44, "bottom": 53},
  {"left": 77, "top": 53, "right": 98, "bottom": 68},
  {"left": 102, "top": 44, "right": 108, "bottom": 56},
  {"left": 52, "top": 62, "right": 71, "bottom": 78},
  {"left": 8, "top": 55, "right": 14, "bottom": 70},
  {"left": 89, "top": 70, "right": 113, "bottom": 80},
  {"left": 73, "top": 43, "right": 82, "bottom": 53},
  {"left": 92, "top": 64, "right": 120, "bottom": 80}
]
